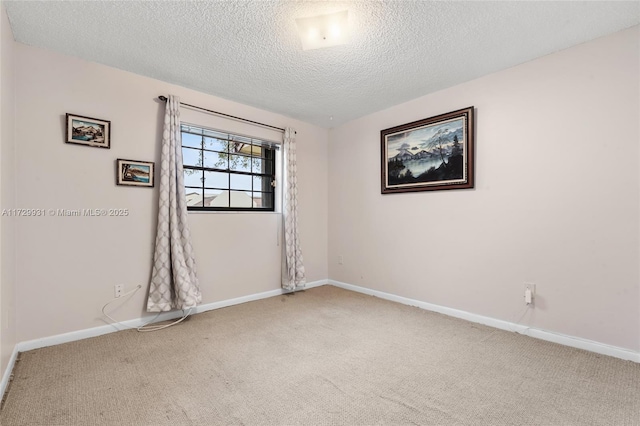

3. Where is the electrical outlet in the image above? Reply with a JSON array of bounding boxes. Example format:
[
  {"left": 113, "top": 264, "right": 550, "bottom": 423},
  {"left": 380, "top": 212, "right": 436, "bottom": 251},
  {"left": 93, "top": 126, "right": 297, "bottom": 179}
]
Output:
[
  {"left": 338, "top": 255, "right": 344, "bottom": 265},
  {"left": 524, "top": 283, "right": 535, "bottom": 305},
  {"left": 114, "top": 284, "right": 124, "bottom": 298}
]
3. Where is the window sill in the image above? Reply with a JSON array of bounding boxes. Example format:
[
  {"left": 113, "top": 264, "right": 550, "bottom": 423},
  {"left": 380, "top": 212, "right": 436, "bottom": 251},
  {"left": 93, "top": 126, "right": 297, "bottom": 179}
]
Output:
[{"left": 187, "top": 210, "right": 281, "bottom": 215}]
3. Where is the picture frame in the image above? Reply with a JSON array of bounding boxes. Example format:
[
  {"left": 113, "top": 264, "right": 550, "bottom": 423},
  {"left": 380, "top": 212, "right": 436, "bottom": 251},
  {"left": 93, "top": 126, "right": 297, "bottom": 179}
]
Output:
[
  {"left": 381, "top": 106, "right": 475, "bottom": 194},
  {"left": 65, "top": 113, "right": 111, "bottom": 149},
  {"left": 116, "top": 159, "right": 155, "bottom": 188}
]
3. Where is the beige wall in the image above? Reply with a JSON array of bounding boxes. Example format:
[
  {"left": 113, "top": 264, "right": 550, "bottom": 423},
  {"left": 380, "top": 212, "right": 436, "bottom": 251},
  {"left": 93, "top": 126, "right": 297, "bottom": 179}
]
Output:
[
  {"left": 329, "top": 26, "right": 640, "bottom": 351},
  {"left": 13, "top": 44, "right": 328, "bottom": 342},
  {"left": 1, "top": 3, "right": 16, "bottom": 377}
]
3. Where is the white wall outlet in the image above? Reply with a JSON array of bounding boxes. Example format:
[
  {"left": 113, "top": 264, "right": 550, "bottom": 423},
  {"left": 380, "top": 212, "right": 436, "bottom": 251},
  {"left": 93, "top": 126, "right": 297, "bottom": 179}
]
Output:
[
  {"left": 524, "top": 283, "right": 535, "bottom": 305},
  {"left": 114, "top": 284, "right": 124, "bottom": 298},
  {"left": 338, "top": 255, "right": 343, "bottom": 265}
]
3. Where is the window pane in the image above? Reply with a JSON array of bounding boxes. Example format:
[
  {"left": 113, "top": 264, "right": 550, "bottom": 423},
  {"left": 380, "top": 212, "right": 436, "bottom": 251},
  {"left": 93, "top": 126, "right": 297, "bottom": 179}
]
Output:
[
  {"left": 230, "top": 173, "right": 252, "bottom": 191},
  {"left": 261, "top": 145, "right": 278, "bottom": 158},
  {"left": 252, "top": 176, "right": 272, "bottom": 193},
  {"left": 185, "top": 189, "right": 203, "bottom": 207},
  {"left": 181, "top": 132, "right": 202, "bottom": 149},
  {"left": 230, "top": 190, "right": 254, "bottom": 208},
  {"left": 204, "top": 151, "right": 228, "bottom": 169},
  {"left": 204, "top": 171, "right": 228, "bottom": 189},
  {"left": 254, "top": 192, "right": 273, "bottom": 209},
  {"left": 183, "top": 169, "right": 202, "bottom": 187},
  {"left": 251, "top": 158, "right": 263, "bottom": 173},
  {"left": 203, "top": 189, "right": 223, "bottom": 207},
  {"left": 183, "top": 147, "right": 202, "bottom": 167},
  {"left": 230, "top": 135, "right": 252, "bottom": 147},
  {"left": 204, "top": 137, "right": 227, "bottom": 152},
  {"left": 229, "top": 154, "right": 251, "bottom": 172},
  {"left": 207, "top": 189, "right": 229, "bottom": 208},
  {"left": 236, "top": 144, "right": 262, "bottom": 157}
]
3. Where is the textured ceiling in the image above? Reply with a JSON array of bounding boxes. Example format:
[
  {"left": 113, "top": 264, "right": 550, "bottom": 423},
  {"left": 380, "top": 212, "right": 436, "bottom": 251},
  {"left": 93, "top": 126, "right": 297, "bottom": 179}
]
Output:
[{"left": 5, "top": 1, "right": 639, "bottom": 128}]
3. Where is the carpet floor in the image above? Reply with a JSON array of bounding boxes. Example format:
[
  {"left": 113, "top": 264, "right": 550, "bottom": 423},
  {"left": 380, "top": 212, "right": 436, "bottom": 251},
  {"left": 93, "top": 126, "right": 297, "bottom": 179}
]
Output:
[{"left": 1, "top": 285, "right": 639, "bottom": 425}]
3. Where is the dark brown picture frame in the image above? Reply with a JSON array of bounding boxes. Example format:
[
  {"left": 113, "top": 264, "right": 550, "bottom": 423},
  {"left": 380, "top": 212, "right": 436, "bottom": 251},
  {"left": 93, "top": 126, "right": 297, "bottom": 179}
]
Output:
[
  {"left": 65, "top": 113, "right": 111, "bottom": 149},
  {"left": 381, "top": 106, "right": 475, "bottom": 194},
  {"left": 116, "top": 159, "right": 155, "bottom": 188}
]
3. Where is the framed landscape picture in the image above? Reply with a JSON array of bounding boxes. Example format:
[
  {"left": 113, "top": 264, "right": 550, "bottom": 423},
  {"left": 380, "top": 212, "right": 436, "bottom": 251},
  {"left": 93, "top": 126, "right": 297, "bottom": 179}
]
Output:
[
  {"left": 66, "top": 113, "right": 111, "bottom": 149},
  {"left": 381, "top": 106, "right": 475, "bottom": 194},
  {"left": 116, "top": 159, "right": 154, "bottom": 187}
]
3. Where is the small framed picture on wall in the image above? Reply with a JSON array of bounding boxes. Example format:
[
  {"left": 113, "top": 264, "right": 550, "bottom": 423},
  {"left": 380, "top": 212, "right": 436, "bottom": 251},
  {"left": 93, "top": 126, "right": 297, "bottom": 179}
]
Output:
[
  {"left": 65, "top": 113, "right": 111, "bottom": 149},
  {"left": 116, "top": 159, "right": 155, "bottom": 188}
]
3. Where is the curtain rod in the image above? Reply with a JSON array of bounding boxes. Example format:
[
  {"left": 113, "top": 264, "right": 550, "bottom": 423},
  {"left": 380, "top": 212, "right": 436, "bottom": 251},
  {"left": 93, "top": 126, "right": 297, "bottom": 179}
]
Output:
[{"left": 158, "top": 96, "right": 287, "bottom": 133}]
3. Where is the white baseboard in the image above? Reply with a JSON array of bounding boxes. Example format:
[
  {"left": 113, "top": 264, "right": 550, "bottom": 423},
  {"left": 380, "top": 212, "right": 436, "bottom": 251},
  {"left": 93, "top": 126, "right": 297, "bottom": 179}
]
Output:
[
  {"left": 328, "top": 279, "right": 640, "bottom": 363},
  {"left": 4, "top": 277, "right": 636, "bottom": 400},
  {"left": 190, "top": 279, "right": 326, "bottom": 316},
  {"left": 18, "top": 279, "right": 327, "bottom": 353},
  {"left": 0, "top": 345, "right": 19, "bottom": 401},
  {"left": 0, "top": 279, "right": 328, "bottom": 399}
]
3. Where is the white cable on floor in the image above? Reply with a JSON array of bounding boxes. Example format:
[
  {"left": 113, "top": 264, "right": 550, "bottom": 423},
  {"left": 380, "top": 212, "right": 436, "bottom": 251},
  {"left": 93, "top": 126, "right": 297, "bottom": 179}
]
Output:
[
  {"left": 509, "top": 304, "right": 532, "bottom": 333},
  {"left": 101, "top": 285, "right": 193, "bottom": 333},
  {"left": 136, "top": 307, "right": 193, "bottom": 332}
]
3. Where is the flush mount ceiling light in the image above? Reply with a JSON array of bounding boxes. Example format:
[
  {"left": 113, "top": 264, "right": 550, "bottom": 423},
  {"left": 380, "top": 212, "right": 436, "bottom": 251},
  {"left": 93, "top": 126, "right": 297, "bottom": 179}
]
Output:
[{"left": 295, "top": 10, "right": 349, "bottom": 51}]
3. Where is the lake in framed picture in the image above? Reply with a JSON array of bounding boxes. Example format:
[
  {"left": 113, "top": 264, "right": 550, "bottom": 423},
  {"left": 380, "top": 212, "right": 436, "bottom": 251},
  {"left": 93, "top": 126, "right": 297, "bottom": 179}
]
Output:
[{"left": 381, "top": 107, "right": 475, "bottom": 194}]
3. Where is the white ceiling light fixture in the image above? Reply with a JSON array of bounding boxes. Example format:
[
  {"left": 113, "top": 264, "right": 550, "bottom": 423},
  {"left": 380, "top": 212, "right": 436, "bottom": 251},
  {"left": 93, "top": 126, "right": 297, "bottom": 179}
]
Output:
[{"left": 296, "top": 10, "right": 349, "bottom": 51}]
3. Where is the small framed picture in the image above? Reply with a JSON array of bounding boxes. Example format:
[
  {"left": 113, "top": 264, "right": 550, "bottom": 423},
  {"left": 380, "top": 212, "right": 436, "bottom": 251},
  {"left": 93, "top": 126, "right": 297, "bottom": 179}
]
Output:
[
  {"left": 116, "top": 159, "right": 155, "bottom": 187},
  {"left": 66, "top": 113, "right": 111, "bottom": 149}
]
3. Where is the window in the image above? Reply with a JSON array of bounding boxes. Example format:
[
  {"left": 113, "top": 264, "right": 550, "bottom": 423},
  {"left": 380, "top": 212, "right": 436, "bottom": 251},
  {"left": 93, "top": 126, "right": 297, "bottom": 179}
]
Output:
[{"left": 181, "top": 124, "right": 277, "bottom": 211}]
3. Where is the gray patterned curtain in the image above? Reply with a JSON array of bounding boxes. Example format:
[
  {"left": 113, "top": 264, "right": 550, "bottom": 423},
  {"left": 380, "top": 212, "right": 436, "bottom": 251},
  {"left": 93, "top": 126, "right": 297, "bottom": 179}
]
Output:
[
  {"left": 281, "top": 128, "right": 306, "bottom": 291},
  {"left": 147, "top": 95, "right": 202, "bottom": 311}
]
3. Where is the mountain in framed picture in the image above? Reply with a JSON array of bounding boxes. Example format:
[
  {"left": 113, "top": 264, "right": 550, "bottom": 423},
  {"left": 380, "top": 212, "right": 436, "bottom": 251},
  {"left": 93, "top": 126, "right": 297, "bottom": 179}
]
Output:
[{"left": 381, "top": 107, "right": 475, "bottom": 194}]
